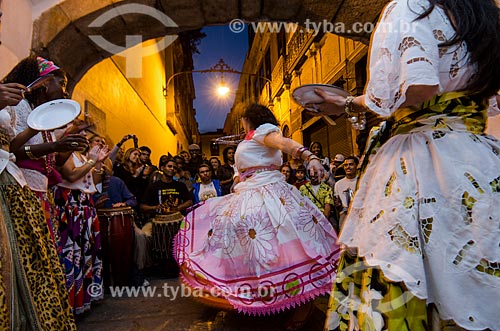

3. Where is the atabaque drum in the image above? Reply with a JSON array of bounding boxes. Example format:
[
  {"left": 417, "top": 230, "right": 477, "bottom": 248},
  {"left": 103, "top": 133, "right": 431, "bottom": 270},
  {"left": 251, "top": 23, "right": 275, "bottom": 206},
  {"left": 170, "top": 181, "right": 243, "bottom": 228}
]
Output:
[
  {"left": 97, "top": 206, "right": 135, "bottom": 287},
  {"left": 152, "top": 212, "right": 183, "bottom": 260}
]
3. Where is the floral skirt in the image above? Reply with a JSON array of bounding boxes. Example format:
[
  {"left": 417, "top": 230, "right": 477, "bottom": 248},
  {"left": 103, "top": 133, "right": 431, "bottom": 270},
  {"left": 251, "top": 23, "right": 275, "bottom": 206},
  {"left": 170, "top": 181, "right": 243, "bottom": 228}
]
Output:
[
  {"left": 33, "top": 190, "right": 58, "bottom": 248},
  {"left": 175, "top": 171, "right": 340, "bottom": 315},
  {"left": 54, "top": 187, "right": 103, "bottom": 315},
  {"left": 0, "top": 172, "right": 76, "bottom": 330}
]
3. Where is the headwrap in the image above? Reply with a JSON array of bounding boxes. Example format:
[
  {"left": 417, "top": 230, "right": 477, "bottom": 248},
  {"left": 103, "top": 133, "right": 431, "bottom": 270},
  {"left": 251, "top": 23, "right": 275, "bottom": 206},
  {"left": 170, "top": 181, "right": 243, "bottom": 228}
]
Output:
[{"left": 36, "top": 56, "right": 60, "bottom": 76}]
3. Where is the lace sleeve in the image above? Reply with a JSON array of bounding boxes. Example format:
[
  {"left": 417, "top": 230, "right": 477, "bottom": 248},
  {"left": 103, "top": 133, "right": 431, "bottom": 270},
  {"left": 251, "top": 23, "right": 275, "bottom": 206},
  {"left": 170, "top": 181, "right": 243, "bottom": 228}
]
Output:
[
  {"left": 364, "top": 0, "right": 441, "bottom": 117},
  {"left": 5, "top": 105, "right": 17, "bottom": 131}
]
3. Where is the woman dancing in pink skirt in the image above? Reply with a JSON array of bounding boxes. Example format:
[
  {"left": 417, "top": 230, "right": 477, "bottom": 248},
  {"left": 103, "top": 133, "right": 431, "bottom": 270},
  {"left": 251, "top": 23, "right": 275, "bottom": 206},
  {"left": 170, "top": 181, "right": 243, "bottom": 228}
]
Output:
[{"left": 175, "top": 104, "right": 340, "bottom": 319}]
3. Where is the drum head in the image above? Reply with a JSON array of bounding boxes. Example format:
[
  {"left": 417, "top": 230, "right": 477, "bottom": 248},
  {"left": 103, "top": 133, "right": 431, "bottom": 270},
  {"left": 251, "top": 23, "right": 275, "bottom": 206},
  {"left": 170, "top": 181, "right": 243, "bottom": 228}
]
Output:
[
  {"left": 98, "top": 206, "right": 133, "bottom": 216},
  {"left": 154, "top": 212, "right": 183, "bottom": 223}
]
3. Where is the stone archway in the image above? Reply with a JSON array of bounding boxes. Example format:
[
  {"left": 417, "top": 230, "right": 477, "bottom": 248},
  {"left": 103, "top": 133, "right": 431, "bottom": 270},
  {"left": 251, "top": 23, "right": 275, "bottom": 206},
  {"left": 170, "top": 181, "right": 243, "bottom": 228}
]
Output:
[{"left": 32, "top": 0, "right": 387, "bottom": 91}]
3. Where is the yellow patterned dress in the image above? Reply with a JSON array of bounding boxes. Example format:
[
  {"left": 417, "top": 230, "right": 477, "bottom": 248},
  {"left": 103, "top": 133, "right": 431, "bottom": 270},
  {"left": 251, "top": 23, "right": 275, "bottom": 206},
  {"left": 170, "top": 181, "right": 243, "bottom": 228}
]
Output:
[{"left": 0, "top": 117, "right": 75, "bottom": 330}]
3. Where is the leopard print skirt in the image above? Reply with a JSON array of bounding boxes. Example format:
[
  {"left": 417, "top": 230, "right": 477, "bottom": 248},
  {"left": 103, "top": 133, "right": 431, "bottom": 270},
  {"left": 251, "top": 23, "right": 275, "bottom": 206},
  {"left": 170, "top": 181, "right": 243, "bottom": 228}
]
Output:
[{"left": 0, "top": 170, "right": 76, "bottom": 330}]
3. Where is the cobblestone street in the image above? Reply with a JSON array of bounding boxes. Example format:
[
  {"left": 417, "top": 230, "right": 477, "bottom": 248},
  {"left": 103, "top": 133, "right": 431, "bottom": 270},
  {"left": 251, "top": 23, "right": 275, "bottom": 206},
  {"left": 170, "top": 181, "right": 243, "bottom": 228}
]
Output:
[{"left": 76, "top": 277, "right": 328, "bottom": 331}]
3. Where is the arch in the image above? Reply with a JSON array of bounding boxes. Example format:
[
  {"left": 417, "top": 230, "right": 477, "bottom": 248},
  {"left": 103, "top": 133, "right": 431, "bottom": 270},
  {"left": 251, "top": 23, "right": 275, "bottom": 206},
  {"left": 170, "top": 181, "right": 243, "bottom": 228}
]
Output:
[{"left": 31, "top": 0, "right": 387, "bottom": 91}]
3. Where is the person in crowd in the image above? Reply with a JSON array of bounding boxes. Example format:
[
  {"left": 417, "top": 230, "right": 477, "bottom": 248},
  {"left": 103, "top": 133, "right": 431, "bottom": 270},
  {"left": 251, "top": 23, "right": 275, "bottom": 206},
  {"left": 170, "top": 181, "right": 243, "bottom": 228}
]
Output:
[
  {"left": 326, "top": 153, "right": 347, "bottom": 225},
  {"left": 172, "top": 154, "right": 184, "bottom": 175},
  {"left": 138, "top": 145, "right": 153, "bottom": 167},
  {"left": 309, "top": 141, "right": 330, "bottom": 171},
  {"left": 192, "top": 163, "right": 222, "bottom": 204},
  {"left": 219, "top": 146, "right": 236, "bottom": 195},
  {"left": 113, "top": 146, "right": 153, "bottom": 229},
  {"left": 140, "top": 158, "right": 193, "bottom": 217},
  {"left": 333, "top": 156, "right": 359, "bottom": 229},
  {"left": 109, "top": 134, "right": 136, "bottom": 164},
  {"left": 173, "top": 154, "right": 185, "bottom": 170},
  {"left": 330, "top": 153, "right": 346, "bottom": 183},
  {"left": 293, "top": 164, "right": 309, "bottom": 190},
  {"left": 315, "top": 1, "right": 500, "bottom": 330},
  {"left": 209, "top": 156, "right": 222, "bottom": 181},
  {"left": 280, "top": 162, "right": 296, "bottom": 185},
  {"left": 0, "top": 84, "right": 76, "bottom": 329},
  {"left": 173, "top": 155, "right": 195, "bottom": 192},
  {"left": 113, "top": 147, "right": 148, "bottom": 201},
  {"left": 149, "top": 154, "right": 169, "bottom": 184},
  {"left": 179, "top": 150, "right": 190, "bottom": 166},
  {"left": 179, "top": 167, "right": 195, "bottom": 192},
  {"left": 175, "top": 104, "right": 339, "bottom": 328},
  {"left": 186, "top": 143, "right": 203, "bottom": 179},
  {"left": 88, "top": 134, "right": 111, "bottom": 205},
  {"left": 138, "top": 145, "right": 156, "bottom": 180},
  {"left": 92, "top": 163, "right": 151, "bottom": 287},
  {"left": 115, "top": 145, "right": 125, "bottom": 164},
  {"left": 2, "top": 56, "right": 89, "bottom": 244},
  {"left": 89, "top": 134, "right": 106, "bottom": 149},
  {"left": 141, "top": 158, "right": 193, "bottom": 278},
  {"left": 93, "top": 172, "right": 137, "bottom": 209},
  {"left": 53, "top": 143, "right": 108, "bottom": 314},
  {"left": 300, "top": 164, "right": 334, "bottom": 220}
]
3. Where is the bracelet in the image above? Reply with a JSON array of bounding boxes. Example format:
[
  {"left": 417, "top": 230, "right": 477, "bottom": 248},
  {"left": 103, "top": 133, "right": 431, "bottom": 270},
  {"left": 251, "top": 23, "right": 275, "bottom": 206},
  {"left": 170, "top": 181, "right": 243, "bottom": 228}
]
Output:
[
  {"left": 344, "top": 96, "right": 356, "bottom": 116},
  {"left": 344, "top": 95, "right": 367, "bottom": 130},
  {"left": 293, "top": 146, "right": 309, "bottom": 160},
  {"left": 87, "top": 159, "right": 96, "bottom": 167},
  {"left": 24, "top": 145, "right": 39, "bottom": 160}
]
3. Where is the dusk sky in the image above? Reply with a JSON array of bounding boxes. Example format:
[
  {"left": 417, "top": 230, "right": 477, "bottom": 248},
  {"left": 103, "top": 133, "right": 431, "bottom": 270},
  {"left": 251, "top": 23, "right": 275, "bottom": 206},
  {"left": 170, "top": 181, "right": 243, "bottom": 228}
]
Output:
[{"left": 192, "top": 25, "right": 249, "bottom": 133}]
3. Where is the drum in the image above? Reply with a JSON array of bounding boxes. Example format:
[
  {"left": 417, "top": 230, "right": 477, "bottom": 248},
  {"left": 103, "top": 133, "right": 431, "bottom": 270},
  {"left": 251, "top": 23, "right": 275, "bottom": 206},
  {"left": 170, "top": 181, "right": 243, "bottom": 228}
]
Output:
[
  {"left": 152, "top": 212, "right": 183, "bottom": 260},
  {"left": 97, "top": 206, "right": 135, "bottom": 287}
]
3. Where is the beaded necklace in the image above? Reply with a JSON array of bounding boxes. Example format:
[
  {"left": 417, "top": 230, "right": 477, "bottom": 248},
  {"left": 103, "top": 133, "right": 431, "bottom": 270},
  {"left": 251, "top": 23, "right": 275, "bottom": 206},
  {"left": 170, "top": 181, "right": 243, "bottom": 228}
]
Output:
[{"left": 41, "top": 130, "right": 55, "bottom": 174}]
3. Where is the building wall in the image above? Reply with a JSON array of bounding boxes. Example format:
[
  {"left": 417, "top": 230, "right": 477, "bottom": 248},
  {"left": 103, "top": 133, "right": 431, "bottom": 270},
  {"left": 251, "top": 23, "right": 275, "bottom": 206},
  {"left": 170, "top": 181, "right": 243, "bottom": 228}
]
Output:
[
  {"left": 1, "top": 0, "right": 197, "bottom": 166},
  {"left": 229, "top": 29, "right": 368, "bottom": 161},
  {"left": 72, "top": 38, "right": 194, "bottom": 166},
  {"left": 0, "top": 0, "right": 33, "bottom": 77},
  {"left": 199, "top": 130, "right": 226, "bottom": 162}
]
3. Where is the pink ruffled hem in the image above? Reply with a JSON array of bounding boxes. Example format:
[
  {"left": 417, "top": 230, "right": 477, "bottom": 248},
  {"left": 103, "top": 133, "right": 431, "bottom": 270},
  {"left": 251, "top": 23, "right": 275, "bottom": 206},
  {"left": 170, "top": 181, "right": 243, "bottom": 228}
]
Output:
[
  {"left": 177, "top": 264, "right": 333, "bottom": 316},
  {"left": 174, "top": 232, "right": 338, "bottom": 315}
]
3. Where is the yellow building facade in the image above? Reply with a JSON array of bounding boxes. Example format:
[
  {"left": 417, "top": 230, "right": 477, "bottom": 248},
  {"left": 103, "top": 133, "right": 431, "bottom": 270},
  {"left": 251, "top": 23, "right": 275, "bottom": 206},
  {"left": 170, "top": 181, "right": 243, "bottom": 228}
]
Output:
[
  {"left": 72, "top": 37, "right": 199, "bottom": 164},
  {"left": 226, "top": 25, "right": 372, "bottom": 160}
]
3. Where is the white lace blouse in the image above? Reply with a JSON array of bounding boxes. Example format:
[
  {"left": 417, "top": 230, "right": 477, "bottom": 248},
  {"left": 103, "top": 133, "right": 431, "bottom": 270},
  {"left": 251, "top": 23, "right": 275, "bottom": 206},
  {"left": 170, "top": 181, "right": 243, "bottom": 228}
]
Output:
[
  {"left": 6, "top": 99, "right": 54, "bottom": 192},
  {"left": 0, "top": 109, "right": 27, "bottom": 186},
  {"left": 235, "top": 124, "right": 282, "bottom": 171},
  {"left": 364, "top": 0, "right": 499, "bottom": 117}
]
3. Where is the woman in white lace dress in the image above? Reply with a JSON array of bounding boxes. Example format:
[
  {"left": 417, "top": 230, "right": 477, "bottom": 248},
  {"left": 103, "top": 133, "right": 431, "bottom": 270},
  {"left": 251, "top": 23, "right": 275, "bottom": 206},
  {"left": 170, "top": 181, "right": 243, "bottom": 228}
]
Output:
[{"left": 314, "top": 1, "right": 500, "bottom": 330}]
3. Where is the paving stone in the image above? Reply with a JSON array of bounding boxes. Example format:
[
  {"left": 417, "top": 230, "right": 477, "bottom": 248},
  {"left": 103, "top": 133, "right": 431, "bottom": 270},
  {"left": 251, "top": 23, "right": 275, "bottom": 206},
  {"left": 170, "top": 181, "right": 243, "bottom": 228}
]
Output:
[{"left": 76, "top": 277, "right": 328, "bottom": 331}]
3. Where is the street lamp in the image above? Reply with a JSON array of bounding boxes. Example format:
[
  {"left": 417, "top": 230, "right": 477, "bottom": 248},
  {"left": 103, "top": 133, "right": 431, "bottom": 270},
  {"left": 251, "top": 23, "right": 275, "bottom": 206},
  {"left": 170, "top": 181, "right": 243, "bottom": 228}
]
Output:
[
  {"left": 163, "top": 58, "right": 272, "bottom": 103},
  {"left": 216, "top": 75, "right": 230, "bottom": 97}
]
